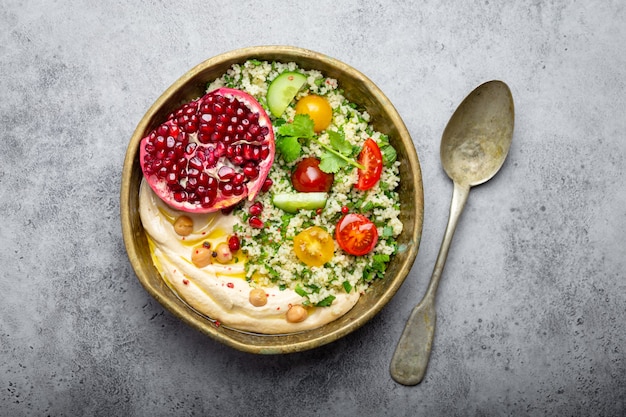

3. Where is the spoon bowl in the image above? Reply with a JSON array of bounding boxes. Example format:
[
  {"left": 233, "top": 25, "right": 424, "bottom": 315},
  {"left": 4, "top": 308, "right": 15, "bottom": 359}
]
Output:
[
  {"left": 390, "top": 80, "right": 514, "bottom": 385},
  {"left": 441, "top": 80, "right": 514, "bottom": 186}
]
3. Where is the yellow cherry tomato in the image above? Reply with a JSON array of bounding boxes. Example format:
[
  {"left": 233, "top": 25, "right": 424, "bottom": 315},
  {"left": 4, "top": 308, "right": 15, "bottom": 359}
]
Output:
[
  {"left": 295, "top": 95, "right": 333, "bottom": 132},
  {"left": 293, "top": 226, "right": 334, "bottom": 267}
]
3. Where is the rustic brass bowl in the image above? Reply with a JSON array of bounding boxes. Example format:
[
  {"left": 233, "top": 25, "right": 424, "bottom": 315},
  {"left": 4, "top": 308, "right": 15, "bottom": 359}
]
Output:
[{"left": 120, "top": 46, "right": 423, "bottom": 354}]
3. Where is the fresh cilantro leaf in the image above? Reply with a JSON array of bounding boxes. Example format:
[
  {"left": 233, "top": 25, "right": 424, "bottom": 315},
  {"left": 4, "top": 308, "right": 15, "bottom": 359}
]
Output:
[
  {"left": 327, "top": 131, "right": 352, "bottom": 156},
  {"left": 273, "top": 118, "right": 286, "bottom": 127},
  {"left": 276, "top": 136, "right": 302, "bottom": 163},
  {"left": 275, "top": 115, "right": 317, "bottom": 161},
  {"left": 319, "top": 151, "right": 347, "bottom": 173},
  {"left": 314, "top": 139, "right": 365, "bottom": 173},
  {"left": 276, "top": 114, "right": 316, "bottom": 139}
]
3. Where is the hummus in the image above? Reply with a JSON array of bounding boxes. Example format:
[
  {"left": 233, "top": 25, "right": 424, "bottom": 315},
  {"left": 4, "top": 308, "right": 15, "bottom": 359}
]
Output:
[{"left": 139, "top": 179, "right": 360, "bottom": 334}]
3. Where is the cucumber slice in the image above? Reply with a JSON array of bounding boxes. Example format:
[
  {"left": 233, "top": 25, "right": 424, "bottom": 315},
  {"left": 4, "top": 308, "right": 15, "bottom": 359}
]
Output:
[
  {"left": 266, "top": 71, "right": 308, "bottom": 117},
  {"left": 272, "top": 192, "right": 328, "bottom": 213}
]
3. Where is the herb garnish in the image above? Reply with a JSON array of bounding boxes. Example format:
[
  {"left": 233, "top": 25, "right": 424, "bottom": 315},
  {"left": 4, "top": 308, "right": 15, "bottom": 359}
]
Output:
[{"left": 275, "top": 114, "right": 365, "bottom": 172}]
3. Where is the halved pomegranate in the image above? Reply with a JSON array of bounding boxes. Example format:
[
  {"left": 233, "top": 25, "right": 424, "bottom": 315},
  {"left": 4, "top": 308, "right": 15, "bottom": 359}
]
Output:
[{"left": 140, "top": 88, "right": 275, "bottom": 213}]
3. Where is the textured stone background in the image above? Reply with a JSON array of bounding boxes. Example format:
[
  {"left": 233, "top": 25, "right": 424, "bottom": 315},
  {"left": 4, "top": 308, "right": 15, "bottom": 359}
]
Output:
[{"left": 1, "top": 1, "right": 625, "bottom": 416}]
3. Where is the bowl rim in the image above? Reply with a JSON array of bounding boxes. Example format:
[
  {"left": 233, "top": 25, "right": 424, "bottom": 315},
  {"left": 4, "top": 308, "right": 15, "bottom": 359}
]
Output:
[{"left": 121, "top": 45, "right": 423, "bottom": 354}]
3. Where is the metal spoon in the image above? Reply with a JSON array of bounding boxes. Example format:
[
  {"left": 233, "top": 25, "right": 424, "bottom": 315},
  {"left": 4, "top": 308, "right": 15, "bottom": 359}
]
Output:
[{"left": 390, "top": 80, "right": 515, "bottom": 385}]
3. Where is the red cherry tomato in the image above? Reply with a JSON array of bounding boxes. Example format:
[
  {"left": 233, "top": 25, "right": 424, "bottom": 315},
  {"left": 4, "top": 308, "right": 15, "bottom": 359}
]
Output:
[
  {"left": 356, "top": 138, "right": 383, "bottom": 191},
  {"left": 291, "top": 157, "right": 334, "bottom": 192},
  {"left": 335, "top": 213, "right": 378, "bottom": 256}
]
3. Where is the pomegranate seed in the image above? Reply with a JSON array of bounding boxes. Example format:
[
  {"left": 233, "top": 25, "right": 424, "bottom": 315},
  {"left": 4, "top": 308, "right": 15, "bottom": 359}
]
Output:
[
  {"left": 341, "top": 206, "right": 350, "bottom": 214},
  {"left": 185, "top": 143, "right": 197, "bottom": 154},
  {"left": 217, "top": 114, "right": 228, "bottom": 124},
  {"left": 243, "top": 164, "right": 259, "bottom": 179},
  {"left": 220, "top": 182, "right": 234, "bottom": 196},
  {"left": 214, "top": 142, "right": 226, "bottom": 157},
  {"left": 188, "top": 157, "right": 203, "bottom": 171},
  {"left": 174, "top": 143, "right": 185, "bottom": 157},
  {"left": 183, "top": 120, "right": 198, "bottom": 133},
  {"left": 316, "top": 208, "right": 323, "bottom": 215},
  {"left": 215, "top": 122, "right": 226, "bottom": 133},
  {"left": 213, "top": 103, "right": 224, "bottom": 114},
  {"left": 166, "top": 172, "right": 178, "bottom": 185},
  {"left": 173, "top": 191, "right": 187, "bottom": 202},
  {"left": 233, "top": 184, "right": 245, "bottom": 196},
  {"left": 205, "top": 153, "right": 216, "bottom": 168},
  {"left": 248, "top": 216, "right": 264, "bottom": 229},
  {"left": 143, "top": 164, "right": 155, "bottom": 175},
  {"left": 157, "top": 125, "right": 169, "bottom": 136},
  {"left": 197, "top": 132, "right": 211, "bottom": 144},
  {"left": 201, "top": 194, "right": 215, "bottom": 207},
  {"left": 241, "top": 144, "right": 252, "bottom": 158},
  {"left": 228, "top": 235, "right": 241, "bottom": 252},
  {"left": 218, "top": 166, "right": 236, "bottom": 181},
  {"left": 249, "top": 202, "right": 263, "bottom": 216},
  {"left": 206, "top": 186, "right": 217, "bottom": 201},
  {"left": 261, "top": 178, "right": 273, "bottom": 193},
  {"left": 155, "top": 136, "right": 166, "bottom": 150},
  {"left": 232, "top": 173, "right": 245, "bottom": 186},
  {"left": 198, "top": 172, "right": 209, "bottom": 187},
  {"left": 249, "top": 124, "right": 260, "bottom": 136},
  {"left": 186, "top": 177, "right": 198, "bottom": 189}
]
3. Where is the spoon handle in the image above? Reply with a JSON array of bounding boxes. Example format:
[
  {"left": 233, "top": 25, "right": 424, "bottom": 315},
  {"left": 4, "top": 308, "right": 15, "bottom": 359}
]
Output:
[{"left": 390, "top": 182, "right": 470, "bottom": 385}]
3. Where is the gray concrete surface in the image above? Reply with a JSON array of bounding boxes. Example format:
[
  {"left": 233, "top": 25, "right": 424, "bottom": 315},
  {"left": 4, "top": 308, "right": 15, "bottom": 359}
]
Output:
[{"left": 1, "top": 1, "right": 625, "bottom": 416}]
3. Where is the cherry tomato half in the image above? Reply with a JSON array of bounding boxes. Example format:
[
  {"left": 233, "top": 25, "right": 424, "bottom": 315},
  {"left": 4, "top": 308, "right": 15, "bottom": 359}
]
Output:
[
  {"left": 356, "top": 138, "right": 383, "bottom": 191},
  {"left": 291, "top": 157, "right": 334, "bottom": 192},
  {"left": 295, "top": 95, "right": 333, "bottom": 132},
  {"left": 293, "top": 226, "right": 334, "bottom": 267},
  {"left": 335, "top": 213, "right": 378, "bottom": 256}
]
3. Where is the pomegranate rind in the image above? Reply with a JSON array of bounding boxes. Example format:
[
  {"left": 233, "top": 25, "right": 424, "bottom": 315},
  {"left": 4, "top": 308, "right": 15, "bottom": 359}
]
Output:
[{"left": 139, "top": 88, "right": 275, "bottom": 213}]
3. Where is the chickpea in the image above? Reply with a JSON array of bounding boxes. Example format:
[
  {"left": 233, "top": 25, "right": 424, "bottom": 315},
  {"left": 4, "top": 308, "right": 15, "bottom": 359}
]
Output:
[
  {"left": 213, "top": 242, "right": 233, "bottom": 264},
  {"left": 191, "top": 243, "right": 212, "bottom": 268},
  {"left": 286, "top": 304, "right": 308, "bottom": 323},
  {"left": 173, "top": 215, "right": 193, "bottom": 236},
  {"left": 249, "top": 288, "right": 268, "bottom": 307}
]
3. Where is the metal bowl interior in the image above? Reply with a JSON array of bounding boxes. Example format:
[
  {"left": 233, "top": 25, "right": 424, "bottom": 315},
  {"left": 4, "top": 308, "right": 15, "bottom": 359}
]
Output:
[{"left": 120, "top": 46, "right": 423, "bottom": 354}]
